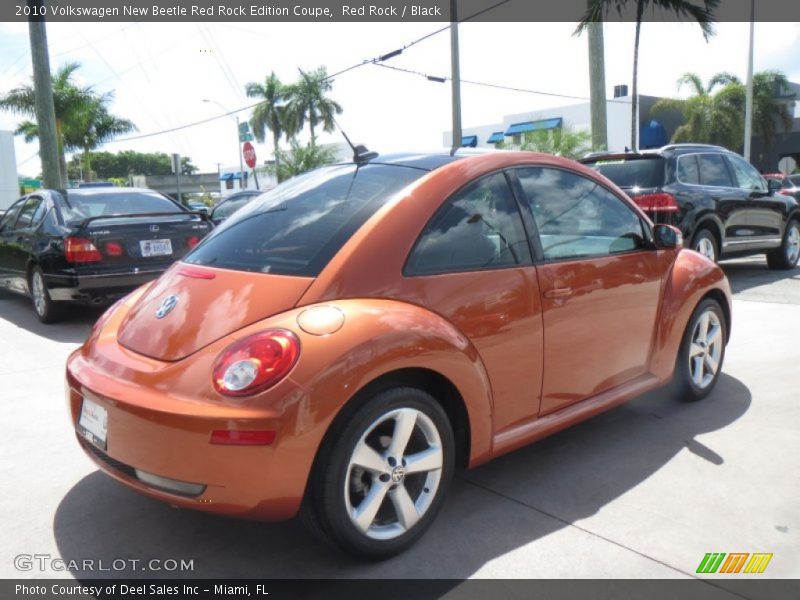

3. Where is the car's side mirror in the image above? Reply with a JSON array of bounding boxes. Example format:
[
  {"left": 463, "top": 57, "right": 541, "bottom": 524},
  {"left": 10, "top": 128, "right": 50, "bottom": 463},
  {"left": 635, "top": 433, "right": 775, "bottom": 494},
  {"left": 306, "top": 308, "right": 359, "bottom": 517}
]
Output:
[
  {"left": 767, "top": 178, "right": 782, "bottom": 193},
  {"left": 653, "top": 224, "right": 683, "bottom": 249}
]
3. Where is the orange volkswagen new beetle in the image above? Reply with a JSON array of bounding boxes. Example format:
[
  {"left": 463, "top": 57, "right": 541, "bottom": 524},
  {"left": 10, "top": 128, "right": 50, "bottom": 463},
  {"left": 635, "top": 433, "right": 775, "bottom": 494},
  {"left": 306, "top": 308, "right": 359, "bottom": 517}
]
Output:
[{"left": 67, "top": 151, "right": 731, "bottom": 558}]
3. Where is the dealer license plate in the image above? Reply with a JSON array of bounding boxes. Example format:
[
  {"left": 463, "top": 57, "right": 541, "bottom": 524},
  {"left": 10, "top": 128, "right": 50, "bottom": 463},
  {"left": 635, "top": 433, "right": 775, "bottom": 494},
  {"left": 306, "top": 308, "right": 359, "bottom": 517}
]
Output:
[
  {"left": 78, "top": 397, "right": 108, "bottom": 449},
  {"left": 140, "top": 238, "right": 173, "bottom": 257}
]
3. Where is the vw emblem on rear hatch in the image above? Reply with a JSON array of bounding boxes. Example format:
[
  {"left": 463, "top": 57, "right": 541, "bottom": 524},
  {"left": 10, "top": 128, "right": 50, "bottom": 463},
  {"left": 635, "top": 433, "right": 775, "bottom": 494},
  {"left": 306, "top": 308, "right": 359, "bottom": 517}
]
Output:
[
  {"left": 155, "top": 294, "right": 179, "bottom": 319},
  {"left": 149, "top": 224, "right": 160, "bottom": 233}
]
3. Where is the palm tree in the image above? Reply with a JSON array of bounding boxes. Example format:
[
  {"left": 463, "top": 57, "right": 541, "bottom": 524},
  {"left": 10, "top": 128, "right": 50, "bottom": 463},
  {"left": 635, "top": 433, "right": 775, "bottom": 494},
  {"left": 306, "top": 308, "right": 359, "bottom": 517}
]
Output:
[
  {"left": 518, "top": 125, "right": 595, "bottom": 159},
  {"left": 74, "top": 96, "right": 137, "bottom": 180},
  {"left": 576, "top": 0, "right": 718, "bottom": 151},
  {"left": 269, "top": 138, "right": 337, "bottom": 181},
  {"left": 0, "top": 62, "right": 134, "bottom": 185},
  {"left": 285, "top": 67, "right": 342, "bottom": 147},
  {"left": 749, "top": 70, "right": 794, "bottom": 155},
  {"left": 246, "top": 72, "right": 293, "bottom": 182},
  {"left": 652, "top": 72, "right": 742, "bottom": 149}
]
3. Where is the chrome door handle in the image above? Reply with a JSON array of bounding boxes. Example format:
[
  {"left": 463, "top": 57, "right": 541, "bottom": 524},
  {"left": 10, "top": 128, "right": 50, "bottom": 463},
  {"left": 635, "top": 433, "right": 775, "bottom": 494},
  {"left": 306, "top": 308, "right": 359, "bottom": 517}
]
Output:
[{"left": 544, "top": 287, "right": 573, "bottom": 299}]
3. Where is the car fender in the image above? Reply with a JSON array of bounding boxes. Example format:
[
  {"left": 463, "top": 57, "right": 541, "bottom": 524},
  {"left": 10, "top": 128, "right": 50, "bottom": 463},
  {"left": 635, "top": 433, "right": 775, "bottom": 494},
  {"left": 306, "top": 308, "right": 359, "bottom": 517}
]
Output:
[
  {"left": 270, "top": 298, "right": 495, "bottom": 468},
  {"left": 691, "top": 211, "right": 725, "bottom": 246},
  {"left": 649, "top": 249, "right": 732, "bottom": 382}
]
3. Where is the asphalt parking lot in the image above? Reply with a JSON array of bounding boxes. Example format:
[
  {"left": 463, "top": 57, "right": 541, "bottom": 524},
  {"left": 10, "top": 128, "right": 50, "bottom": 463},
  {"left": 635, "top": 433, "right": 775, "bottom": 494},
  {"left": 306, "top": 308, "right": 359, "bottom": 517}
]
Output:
[{"left": 0, "top": 256, "right": 798, "bottom": 589}]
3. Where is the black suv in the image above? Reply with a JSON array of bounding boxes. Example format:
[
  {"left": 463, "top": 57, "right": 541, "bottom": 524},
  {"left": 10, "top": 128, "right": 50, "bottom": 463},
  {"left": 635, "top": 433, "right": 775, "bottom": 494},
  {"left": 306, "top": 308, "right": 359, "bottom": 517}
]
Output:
[{"left": 582, "top": 144, "right": 800, "bottom": 269}]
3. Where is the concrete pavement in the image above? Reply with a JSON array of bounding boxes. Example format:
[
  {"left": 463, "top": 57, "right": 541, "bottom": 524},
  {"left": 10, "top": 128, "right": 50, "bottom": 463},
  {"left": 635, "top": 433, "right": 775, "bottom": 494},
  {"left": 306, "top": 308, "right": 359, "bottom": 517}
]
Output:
[{"left": 0, "top": 257, "right": 797, "bottom": 588}]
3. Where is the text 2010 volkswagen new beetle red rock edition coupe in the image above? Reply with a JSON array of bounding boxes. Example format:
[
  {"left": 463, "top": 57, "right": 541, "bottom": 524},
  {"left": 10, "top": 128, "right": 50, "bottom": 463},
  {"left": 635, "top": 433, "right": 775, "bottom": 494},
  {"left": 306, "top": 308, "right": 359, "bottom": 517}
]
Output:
[{"left": 67, "top": 151, "right": 732, "bottom": 558}]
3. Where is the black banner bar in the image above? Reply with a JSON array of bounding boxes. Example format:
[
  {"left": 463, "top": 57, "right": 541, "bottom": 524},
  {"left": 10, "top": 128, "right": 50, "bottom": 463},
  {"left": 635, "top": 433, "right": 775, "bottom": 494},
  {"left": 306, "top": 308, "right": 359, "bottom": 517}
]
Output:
[
  {"left": 3, "top": 579, "right": 800, "bottom": 600},
  {"left": 3, "top": 0, "right": 799, "bottom": 23}
]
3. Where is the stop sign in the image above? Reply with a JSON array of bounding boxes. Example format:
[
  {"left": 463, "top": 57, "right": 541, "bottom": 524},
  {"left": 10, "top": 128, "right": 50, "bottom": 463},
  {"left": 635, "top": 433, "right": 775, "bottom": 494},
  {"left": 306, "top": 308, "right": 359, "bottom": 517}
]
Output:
[{"left": 242, "top": 142, "right": 257, "bottom": 169}]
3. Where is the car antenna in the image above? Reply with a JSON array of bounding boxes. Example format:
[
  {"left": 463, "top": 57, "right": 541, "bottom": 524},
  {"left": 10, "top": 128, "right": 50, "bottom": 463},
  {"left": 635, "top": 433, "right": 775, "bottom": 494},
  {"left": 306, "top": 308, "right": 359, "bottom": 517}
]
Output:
[{"left": 297, "top": 67, "right": 377, "bottom": 165}]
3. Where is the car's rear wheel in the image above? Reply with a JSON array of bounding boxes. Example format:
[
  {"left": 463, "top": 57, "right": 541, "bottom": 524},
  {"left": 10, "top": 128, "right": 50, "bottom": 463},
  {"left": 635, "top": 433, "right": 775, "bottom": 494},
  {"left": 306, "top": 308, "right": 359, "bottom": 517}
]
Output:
[
  {"left": 301, "top": 387, "right": 454, "bottom": 559},
  {"left": 29, "top": 266, "right": 63, "bottom": 324},
  {"left": 674, "top": 298, "right": 726, "bottom": 402},
  {"left": 766, "top": 219, "right": 800, "bottom": 270},
  {"left": 692, "top": 228, "right": 718, "bottom": 263}
]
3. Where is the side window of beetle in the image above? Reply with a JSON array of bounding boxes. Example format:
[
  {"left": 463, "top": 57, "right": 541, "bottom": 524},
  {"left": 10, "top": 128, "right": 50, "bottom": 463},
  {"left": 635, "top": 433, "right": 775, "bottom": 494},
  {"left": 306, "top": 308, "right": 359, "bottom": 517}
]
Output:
[
  {"left": 405, "top": 172, "right": 531, "bottom": 275},
  {"left": 515, "top": 167, "right": 646, "bottom": 261}
]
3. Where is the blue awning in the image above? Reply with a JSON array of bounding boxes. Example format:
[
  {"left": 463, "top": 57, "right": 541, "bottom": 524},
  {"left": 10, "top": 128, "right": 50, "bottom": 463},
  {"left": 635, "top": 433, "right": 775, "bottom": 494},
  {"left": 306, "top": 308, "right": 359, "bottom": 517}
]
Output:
[
  {"left": 487, "top": 131, "right": 504, "bottom": 144},
  {"left": 505, "top": 117, "right": 563, "bottom": 136},
  {"left": 461, "top": 135, "right": 478, "bottom": 148}
]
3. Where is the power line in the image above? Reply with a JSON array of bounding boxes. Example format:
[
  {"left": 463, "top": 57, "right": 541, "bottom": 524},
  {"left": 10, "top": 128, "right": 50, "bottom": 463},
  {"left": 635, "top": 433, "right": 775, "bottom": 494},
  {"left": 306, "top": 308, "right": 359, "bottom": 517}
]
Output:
[
  {"left": 373, "top": 62, "right": 633, "bottom": 105},
  {"left": 101, "top": 0, "right": 516, "bottom": 145}
]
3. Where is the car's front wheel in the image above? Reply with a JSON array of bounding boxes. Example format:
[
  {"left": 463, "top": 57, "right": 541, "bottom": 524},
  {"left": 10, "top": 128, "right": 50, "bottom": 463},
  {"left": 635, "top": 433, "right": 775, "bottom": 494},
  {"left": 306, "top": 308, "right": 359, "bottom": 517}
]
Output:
[
  {"left": 29, "top": 266, "right": 63, "bottom": 324},
  {"left": 302, "top": 387, "right": 455, "bottom": 559},
  {"left": 766, "top": 219, "right": 800, "bottom": 270},
  {"left": 674, "top": 298, "right": 726, "bottom": 402}
]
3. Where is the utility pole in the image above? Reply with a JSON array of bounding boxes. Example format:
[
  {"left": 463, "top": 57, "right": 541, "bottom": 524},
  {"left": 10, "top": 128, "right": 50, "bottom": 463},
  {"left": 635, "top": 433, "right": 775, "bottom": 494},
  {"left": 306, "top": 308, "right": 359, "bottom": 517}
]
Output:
[
  {"left": 449, "top": 0, "right": 462, "bottom": 155},
  {"left": 27, "top": 0, "right": 61, "bottom": 188},
  {"left": 235, "top": 115, "right": 245, "bottom": 190},
  {"left": 743, "top": 0, "right": 755, "bottom": 161},
  {"left": 587, "top": 19, "right": 608, "bottom": 151}
]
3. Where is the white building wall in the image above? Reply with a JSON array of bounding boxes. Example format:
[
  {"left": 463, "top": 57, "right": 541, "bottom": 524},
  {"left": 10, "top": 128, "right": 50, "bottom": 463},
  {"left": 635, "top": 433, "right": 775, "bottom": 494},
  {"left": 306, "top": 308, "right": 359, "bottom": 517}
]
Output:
[
  {"left": 444, "top": 98, "right": 634, "bottom": 153},
  {"left": 0, "top": 131, "right": 18, "bottom": 210}
]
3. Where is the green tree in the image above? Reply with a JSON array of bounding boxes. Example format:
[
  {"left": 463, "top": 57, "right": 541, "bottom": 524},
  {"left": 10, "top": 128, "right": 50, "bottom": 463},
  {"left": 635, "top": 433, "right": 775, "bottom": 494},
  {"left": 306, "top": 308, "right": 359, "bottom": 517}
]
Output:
[
  {"left": 286, "top": 67, "right": 342, "bottom": 147},
  {"left": 1, "top": 62, "right": 135, "bottom": 186},
  {"left": 576, "top": 0, "right": 718, "bottom": 151},
  {"left": 246, "top": 72, "right": 293, "bottom": 182},
  {"left": 67, "top": 151, "right": 197, "bottom": 180},
  {"left": 268, "top": 139, "right": 337, "bottom": 181},
  {"left": 652, "top": 72, "right": 742, "bottom": 149},
  {"left": 518, "top": 125, "right": 595, "bottom": 159}
]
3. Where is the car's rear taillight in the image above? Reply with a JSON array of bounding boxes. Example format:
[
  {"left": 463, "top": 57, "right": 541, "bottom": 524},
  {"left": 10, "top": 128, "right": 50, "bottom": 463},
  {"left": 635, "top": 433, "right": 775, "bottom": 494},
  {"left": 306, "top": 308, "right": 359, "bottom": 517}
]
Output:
[
  {"left": 104, "top": 241, "right": 123, "bottom": 257},
  {"left": 778, "top": 189, "right": 794, "bottom": 196},
  {"left": 187, "top": 235, "right": 201, "bottom": 249},
  {"left": 212, "top": 329, "right": 300, "bottom": 397},
  {"left": 634, "top": 193, "right": 680, "bottom": 213},
  {"left": 65, "top": 237, "right": 102, "bottom": 263}
]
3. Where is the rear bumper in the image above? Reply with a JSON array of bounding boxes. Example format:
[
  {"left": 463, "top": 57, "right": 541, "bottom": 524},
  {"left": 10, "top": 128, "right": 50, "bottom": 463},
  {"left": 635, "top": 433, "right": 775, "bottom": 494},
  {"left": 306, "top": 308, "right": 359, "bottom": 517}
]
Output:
[{"left": 46, "top": 268, "right": 167, "bottom": 303}]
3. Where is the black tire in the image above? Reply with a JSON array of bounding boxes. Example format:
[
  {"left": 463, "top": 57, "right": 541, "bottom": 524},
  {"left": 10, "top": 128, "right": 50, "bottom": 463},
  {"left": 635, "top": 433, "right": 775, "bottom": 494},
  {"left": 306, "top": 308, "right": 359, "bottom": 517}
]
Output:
[
  {"left": 674, "top": 298, "right": 726, "bottom": 402},
  {"left": 29, "top": 266, "right": 63, "bottom": 324},
  {"left": 691, "top": 228, "right": 719, "bottom": 263},
  {"left": 766, "top": 219, "right": 800, "bottom": 270},
  {"left": 301, "top": 387, "right": 455, "bottom": 559}
]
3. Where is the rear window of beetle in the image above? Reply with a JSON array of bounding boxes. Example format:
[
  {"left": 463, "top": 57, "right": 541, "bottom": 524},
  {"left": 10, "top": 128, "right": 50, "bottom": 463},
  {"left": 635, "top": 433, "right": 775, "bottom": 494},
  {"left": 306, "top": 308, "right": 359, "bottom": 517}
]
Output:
[
  {"left": 584, "top": 157, "right": 666, "bottom": 188},
  {"left": 183, "top": 163, "right": 424, "bottom": 277}
]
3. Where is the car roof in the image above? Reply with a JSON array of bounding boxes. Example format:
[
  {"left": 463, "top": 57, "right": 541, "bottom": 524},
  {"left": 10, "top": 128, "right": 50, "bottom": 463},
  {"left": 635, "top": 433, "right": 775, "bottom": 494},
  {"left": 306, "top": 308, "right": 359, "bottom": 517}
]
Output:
[
  {"left": 65, "top": 187, "right": 166, "bottom": 196},
  {"left": 332, "top": 149, "right": 502, "bottom": 172},
  {"left": 581, "top": 143, "right": 735, "bottom": 162}
]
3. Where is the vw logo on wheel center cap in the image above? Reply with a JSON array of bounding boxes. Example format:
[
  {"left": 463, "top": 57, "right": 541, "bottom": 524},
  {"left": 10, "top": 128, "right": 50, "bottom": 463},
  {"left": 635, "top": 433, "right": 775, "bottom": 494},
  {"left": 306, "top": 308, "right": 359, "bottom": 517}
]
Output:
[
  {"left": 390, "top": 466, "right": 406, "bottom": 483},
  {"left": 155, "top": 294, "right": 179, "bottom": 319}
]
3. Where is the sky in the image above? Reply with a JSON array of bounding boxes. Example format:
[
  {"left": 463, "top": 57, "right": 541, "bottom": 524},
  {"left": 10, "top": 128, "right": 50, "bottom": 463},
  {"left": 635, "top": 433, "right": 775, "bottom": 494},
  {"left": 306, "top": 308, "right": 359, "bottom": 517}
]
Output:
[{"left": 1, "top": 19, "right": 799, "bottom": 177}]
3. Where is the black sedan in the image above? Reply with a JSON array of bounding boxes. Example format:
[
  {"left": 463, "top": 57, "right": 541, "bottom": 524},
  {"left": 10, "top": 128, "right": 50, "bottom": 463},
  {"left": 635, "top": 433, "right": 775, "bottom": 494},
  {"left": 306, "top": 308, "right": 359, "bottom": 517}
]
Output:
[
  {"left": 210, "top": 190, "right": 261, "bottom": 225},
  {"left": 0, "top": 187, "right": 211, "bottom": 322}
]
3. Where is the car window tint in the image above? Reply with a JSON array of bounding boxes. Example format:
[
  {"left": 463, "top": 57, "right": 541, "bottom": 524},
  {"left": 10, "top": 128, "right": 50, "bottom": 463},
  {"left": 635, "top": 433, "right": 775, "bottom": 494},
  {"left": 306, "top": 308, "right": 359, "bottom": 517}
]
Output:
[
  {"left": 214, "top": 197, "right": 250, "bottom": 219},
  {"left": 15, "top": 196, "right": 44, "bottom": 229},
  {"left": 782, "top": 178, "right": 794, "bottom": 189},
  {"left": 0, "top": 198, "right": 26, "bottom": 231},
  {"left": 405, "top": 172, "right": 531, "bottom": 275},
  {"left": 726, "top": 155, "right": 766, "bottom": 192},
  {"left": 516, "top": 167, "right": 645, "bottom": 261},
  {"left": 698, "top": 153, "right": 734, "bottom": 187},
  {"left": 676, "top": 154, "right": 700, "bottom": 184},
  {"left": 186, "top": 164, "right": 425, "bottom": 277},
  {"left": 63, "top": 191, "right": 182, "bottom": 222},
  {"left": 583, "top": 157, "right": 665, "bottom": 188}
]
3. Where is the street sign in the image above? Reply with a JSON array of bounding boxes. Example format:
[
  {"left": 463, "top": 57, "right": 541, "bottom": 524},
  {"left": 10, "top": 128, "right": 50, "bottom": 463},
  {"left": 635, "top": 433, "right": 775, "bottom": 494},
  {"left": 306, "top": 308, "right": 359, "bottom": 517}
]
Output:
[
  {"left": 171, "top": 153, "right": 180, "bottom": 174},
  {"left": 239, "top": 132, "right": 254, "bottom": 142},
  {"left": 238, "top": 121, "right": 250, "bottom": 135},
  {"left": 242, "top": 142, "right": 257, "bottom": 169}
]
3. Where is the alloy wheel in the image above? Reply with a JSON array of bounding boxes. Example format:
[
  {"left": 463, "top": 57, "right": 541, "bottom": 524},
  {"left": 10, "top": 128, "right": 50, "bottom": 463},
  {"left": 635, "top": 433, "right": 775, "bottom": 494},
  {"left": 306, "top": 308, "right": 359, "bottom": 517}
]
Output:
[
  {"left": 32, "top": 271, "right": 47, "bottom": 316},
  {"left": 688, "top": 309, "right": 723, "bottom": 390},
  {"left": 344, "top": 407, "right": 443, "bottom": 540},
  {"left": 695, "top": 237, "right": 716, "bottom": 261},
  {"left": 786, "top": 224, "right": 800, "bottom": 265}
]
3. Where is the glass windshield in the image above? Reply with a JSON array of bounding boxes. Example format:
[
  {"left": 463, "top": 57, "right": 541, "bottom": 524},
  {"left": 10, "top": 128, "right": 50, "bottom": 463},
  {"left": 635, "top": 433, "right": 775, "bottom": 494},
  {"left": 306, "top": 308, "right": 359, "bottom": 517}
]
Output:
[
  {"left": 584, "top": 157, "right": 665, "bottom": 188},
  {"left": 184, "top": 163, "right": 425, "bottom": 277},
  {"left": 63, "top": 191, "right": 182, "bottom": 222}
]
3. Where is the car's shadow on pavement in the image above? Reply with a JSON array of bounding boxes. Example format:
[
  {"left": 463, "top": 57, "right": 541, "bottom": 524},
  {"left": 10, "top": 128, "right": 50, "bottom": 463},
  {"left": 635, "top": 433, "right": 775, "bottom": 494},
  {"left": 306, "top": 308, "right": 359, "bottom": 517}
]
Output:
[
  {"left": 53, "top": 374, "right": 750, "bottom": 580},
  {"left": 720, "top": 256, "right": 799, "bottom": 296},
  {"left": 0, "top": 290, "right": 101, "bottom": 344}
]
